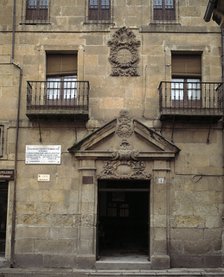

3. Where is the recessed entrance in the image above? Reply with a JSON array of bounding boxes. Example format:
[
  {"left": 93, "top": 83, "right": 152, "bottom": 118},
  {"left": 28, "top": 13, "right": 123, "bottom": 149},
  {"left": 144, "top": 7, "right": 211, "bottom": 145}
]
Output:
[
  {"left": 0, "top": 182, "right": 8, "bottom": 256},
  {"left": 97, "top": 179, "right": 149, "bottom": 258}
]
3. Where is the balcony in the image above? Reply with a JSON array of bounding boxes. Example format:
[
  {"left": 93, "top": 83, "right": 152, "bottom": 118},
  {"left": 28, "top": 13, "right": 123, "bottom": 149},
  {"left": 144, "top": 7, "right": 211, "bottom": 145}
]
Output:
[
  {"left": 26, "top": 80, "right": 89, "bottom": 120},
  {"left": 159, "top": 81, "right": 224, "bottom": 121}
]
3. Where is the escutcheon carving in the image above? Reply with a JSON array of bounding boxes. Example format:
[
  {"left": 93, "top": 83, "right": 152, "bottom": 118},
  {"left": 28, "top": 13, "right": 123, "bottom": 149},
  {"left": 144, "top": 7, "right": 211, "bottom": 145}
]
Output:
[
  {"left": 108, "top": 27, "right": 140, "bottom": 76},
  {"left": 100, "top": 160, "right": 151, "bottom": 180},
  {"left": 100, "top": 120, "right": 151, "bottom": 179},
  {"left": 116, "top": 110, "right": 133, "bottom": 138},
  {"left": 112, "top": 139, "right": 139, "bottom": 161}
]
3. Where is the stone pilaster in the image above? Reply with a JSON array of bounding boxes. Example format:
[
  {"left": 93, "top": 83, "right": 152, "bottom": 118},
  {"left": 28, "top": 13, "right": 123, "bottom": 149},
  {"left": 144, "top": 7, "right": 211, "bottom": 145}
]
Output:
[
  {"left": 151, "top": 160, "right": 171, "bottom": 269},
  {"left": 76, "top": 159, "right": 97, "bottom": 268}
]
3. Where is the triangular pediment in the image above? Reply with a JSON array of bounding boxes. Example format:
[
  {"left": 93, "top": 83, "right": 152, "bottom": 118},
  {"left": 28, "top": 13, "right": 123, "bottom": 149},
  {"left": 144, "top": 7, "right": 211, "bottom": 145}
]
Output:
[{"left": 68, "top": 111, "right": 180, "bottom": 159}]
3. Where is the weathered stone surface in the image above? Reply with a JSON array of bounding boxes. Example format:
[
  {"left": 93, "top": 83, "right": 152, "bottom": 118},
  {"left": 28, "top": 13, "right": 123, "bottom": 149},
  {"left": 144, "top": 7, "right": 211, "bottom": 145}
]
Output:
[{"left": 0, "top": 0, "right": 223, "bottom": 271}]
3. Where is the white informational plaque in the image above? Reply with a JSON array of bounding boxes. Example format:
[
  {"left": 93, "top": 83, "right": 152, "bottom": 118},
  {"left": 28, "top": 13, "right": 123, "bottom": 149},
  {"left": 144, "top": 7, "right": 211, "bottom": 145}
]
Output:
[{"left": 25, "top": 145, "right": 61, "bottom": 164}]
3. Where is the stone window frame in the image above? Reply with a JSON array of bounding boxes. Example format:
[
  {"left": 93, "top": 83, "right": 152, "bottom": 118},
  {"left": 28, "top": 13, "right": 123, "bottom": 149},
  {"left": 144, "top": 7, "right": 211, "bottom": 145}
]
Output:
[
  {"left": 151, "top": 0, "right": 179, "bottom": 24},
  {"left": 21, "top": 0, "right": 51, "bottom": 25},
  {"left": 39, "top": 45, "right": 84, "bottom": 82},
  {"left": 85, "top": 0, "right": 114, "bottom": 25}
]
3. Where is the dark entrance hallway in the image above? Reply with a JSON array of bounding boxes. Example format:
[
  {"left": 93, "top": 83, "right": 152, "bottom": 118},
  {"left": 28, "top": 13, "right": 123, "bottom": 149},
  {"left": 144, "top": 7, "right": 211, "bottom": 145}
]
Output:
[
  {"left": 0, "top": 182, "right": 8, "bottom": 256},
  {"left": 97, "top": 179, "right": 149, "bottom": 258}
]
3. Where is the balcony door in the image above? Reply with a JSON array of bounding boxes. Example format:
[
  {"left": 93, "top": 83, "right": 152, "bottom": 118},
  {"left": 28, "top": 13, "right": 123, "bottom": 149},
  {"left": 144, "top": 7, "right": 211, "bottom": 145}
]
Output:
[
  {"left": 46, "top": 53, "right": 77, "bottom": 106},
  {"left": 171, "top": 78, "right": 201, "bottom": 108},
  {"left": 171, "top": 53, "right": 201, "bottom": 108}
]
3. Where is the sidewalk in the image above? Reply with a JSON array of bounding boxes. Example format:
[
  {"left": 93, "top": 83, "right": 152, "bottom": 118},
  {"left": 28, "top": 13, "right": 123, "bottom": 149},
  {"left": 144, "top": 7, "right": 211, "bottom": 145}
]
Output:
[{"left": 1, "top": 267, "right": 224, "bottom": 277}]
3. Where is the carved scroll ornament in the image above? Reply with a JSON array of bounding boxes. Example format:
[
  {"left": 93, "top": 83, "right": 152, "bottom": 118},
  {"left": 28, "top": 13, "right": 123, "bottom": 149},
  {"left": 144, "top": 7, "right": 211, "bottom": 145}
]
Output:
[
  {"left": 100, "top": 160, "right": 151, "bottom": 180},
  {"left": 108, "top": 27, "right": 140, "bottom": 76}
]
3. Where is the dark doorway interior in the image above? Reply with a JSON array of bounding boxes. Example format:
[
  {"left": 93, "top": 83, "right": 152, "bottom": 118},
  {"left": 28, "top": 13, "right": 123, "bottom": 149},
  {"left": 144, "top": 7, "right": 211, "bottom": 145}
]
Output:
[
  {"left": 0, "top": 182, "right": 8, "bottom": 256},
  {"left": 97, "top": 179, "right": 149, "bottom": 257}
]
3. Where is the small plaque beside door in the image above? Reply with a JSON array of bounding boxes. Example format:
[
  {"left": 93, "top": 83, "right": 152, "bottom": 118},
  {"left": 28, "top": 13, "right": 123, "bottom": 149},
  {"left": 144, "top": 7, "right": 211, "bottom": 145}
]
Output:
[{"left": 82, "top": 176, "right": 94, "bottom": 184}]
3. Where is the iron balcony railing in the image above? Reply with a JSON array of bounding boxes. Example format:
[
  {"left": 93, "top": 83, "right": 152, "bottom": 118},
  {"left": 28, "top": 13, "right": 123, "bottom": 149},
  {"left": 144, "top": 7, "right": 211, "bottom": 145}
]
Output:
[
  {"left": 26, "top": 80, "right": 89, "bottom": 118},
  {"left": 159, "top": 81, "right": 224, "bottom": 118}
]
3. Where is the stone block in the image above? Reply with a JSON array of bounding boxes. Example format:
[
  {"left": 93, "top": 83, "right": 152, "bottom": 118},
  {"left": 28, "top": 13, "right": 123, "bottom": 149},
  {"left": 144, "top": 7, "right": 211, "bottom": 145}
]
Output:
[
  {"left": 75, "top": 255, "right": 95, "bottom": 269},
  {"left": 204, "top": 255, "right": 222, "bottom": 267},
  {"left": 174, "top": 215, "right": 204, "bottom": 228},
  {"left": 34, "top": 239, "right": 75, "bottom": 254},
  {"left": 171, "top": 228, "right": 204, "bottom": 241},
  {"left": 15, "top": 239, "right": 34, "bottom": 253},
  {"left": 17, "top": 213, "right": 50, "bottom": 226},
  {"left": 184, "top": 238, "right": 213, "bottom": 255},
  {"left": 86, "top": 36, "right": 103, "bottom": 46},
  {"left": 152, "top": 240, "right": 168, "bottom": 255},
  {"left": 43, "top": 254, "right": 75, "bottom": 268},
  {"left": 51, "top": 214, "right": 74, "bottom": 227},
  {"left": 153, "top": 227, "right": 167, "bottom": 240},
  {"left": 151, "top": 254, "right": 170, "bottom": 269},
  {"left": 16, "top": 226, "right": 50, "bottom": 239},
  {"left": 78, "top": 238, "right": 94, "bottom": 255},
  {"left": 170, "top": 239, "right": 184, "bottom": 255},
  {"left": 49, "top": 227, "right": 78, "bottom": 240},
  {"left": 170, "top": 254, "right": 204, "bottom": 268},
  {"left": 205, "top": 215, "right": 222, "bottom": 228},
  {"left": 15, "top": 254, "right": 43, "bottom": 268}
]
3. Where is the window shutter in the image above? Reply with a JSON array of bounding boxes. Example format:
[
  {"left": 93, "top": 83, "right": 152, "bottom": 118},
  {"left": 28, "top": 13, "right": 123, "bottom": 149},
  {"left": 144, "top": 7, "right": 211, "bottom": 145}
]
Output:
[
  {"left": 47, "top": 54, "right": 77, "bottom": 76},
  {"left": 172, "top": 54, "right": 201, "bottom": 77}
]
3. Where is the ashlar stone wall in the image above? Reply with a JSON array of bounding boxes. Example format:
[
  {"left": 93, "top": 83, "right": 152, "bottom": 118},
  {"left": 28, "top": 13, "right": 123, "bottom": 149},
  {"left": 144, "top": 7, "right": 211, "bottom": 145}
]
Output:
[{"left": 0, "top": 0, "right": 223, "bottom": 269}]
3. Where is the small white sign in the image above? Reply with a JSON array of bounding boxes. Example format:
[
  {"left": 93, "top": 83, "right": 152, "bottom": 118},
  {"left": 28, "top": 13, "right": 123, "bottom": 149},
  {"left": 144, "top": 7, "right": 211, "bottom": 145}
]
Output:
[
  {"left": 38, "top": 174, "right": 50, "bottom": 182},
  {"left": 158, "top": 177, "right": 165, "bottom": 184},
  {"left": 25, "top": 145, "right": 61, "bottom": 164}
]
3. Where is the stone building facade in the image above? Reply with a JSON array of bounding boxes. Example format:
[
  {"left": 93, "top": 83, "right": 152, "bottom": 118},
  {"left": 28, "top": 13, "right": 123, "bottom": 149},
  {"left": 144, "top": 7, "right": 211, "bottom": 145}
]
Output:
[{"left": 0, "top": 0, "right": 223, "bottom": 270}]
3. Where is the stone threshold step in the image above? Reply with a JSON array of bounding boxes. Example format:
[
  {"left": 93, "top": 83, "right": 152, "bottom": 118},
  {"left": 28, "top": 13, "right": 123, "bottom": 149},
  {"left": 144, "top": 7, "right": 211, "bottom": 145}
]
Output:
[
  {"left": 90, "top": 271, "right": 224, "bottom": 277},
  {"left": 95, "top": 261, "right": 151, "bottom": 270}
]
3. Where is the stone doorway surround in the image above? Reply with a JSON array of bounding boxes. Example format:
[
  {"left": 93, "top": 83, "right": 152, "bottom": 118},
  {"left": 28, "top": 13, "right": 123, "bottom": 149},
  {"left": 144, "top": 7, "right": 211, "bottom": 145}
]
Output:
[{"left": 68, "top": 110, "right": 180, "bottom": 269}]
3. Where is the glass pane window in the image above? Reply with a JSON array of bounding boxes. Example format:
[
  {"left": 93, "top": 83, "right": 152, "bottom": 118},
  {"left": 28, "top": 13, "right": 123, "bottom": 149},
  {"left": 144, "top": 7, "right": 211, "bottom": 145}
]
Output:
[
  {"left": 39, "top": 0, "right": 48, "bottom": 8},
  {"left": 171, "top": 79, "right": 184, "bottom": 100},
  {"left": 165, "top": 0, "right": 174, "bottom": 9},
  {"left": 26, "top": 0, "right": 48, "bottom": 21},
  {"left": 47, "top": 76, "right": 77, "bottom": 101},
  {"left": 187, "top": 79, "right": 201, "bottom": 100},
  {"left": 153, "top": 0, "right": 175, "bottom": 20},
  {"left": 47, "top": 78, "right": 61, "bottom": 100},
  {"left": 101, "top": 0, "right": 110, "bottom": 9},
  {"left": 89, "top": 0, "right": 98, "bottom": 9},
  {"left": 27, "top": 0, "right": 48, "bottom": 8},
  {"left": 64, "top": 76, "right": 77, "bottom": 100},
  {"left": 153, "top": 0, "right": 163, "bottom": 8},
  {"left": 27, "top": 0, "right": 37, "bottom": 8},
  {"left": 88, "top": 0, "right": 111, "bottom": 20}
]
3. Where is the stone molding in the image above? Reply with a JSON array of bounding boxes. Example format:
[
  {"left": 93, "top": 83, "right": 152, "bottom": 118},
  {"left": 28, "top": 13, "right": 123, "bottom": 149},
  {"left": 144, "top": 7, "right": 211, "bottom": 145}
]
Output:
[
  {"left": 108, "top": 27, "right": 140, "bottom": 76},
  {"left": 69, "top": 110, "right": 180, "bottom": 160}
]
